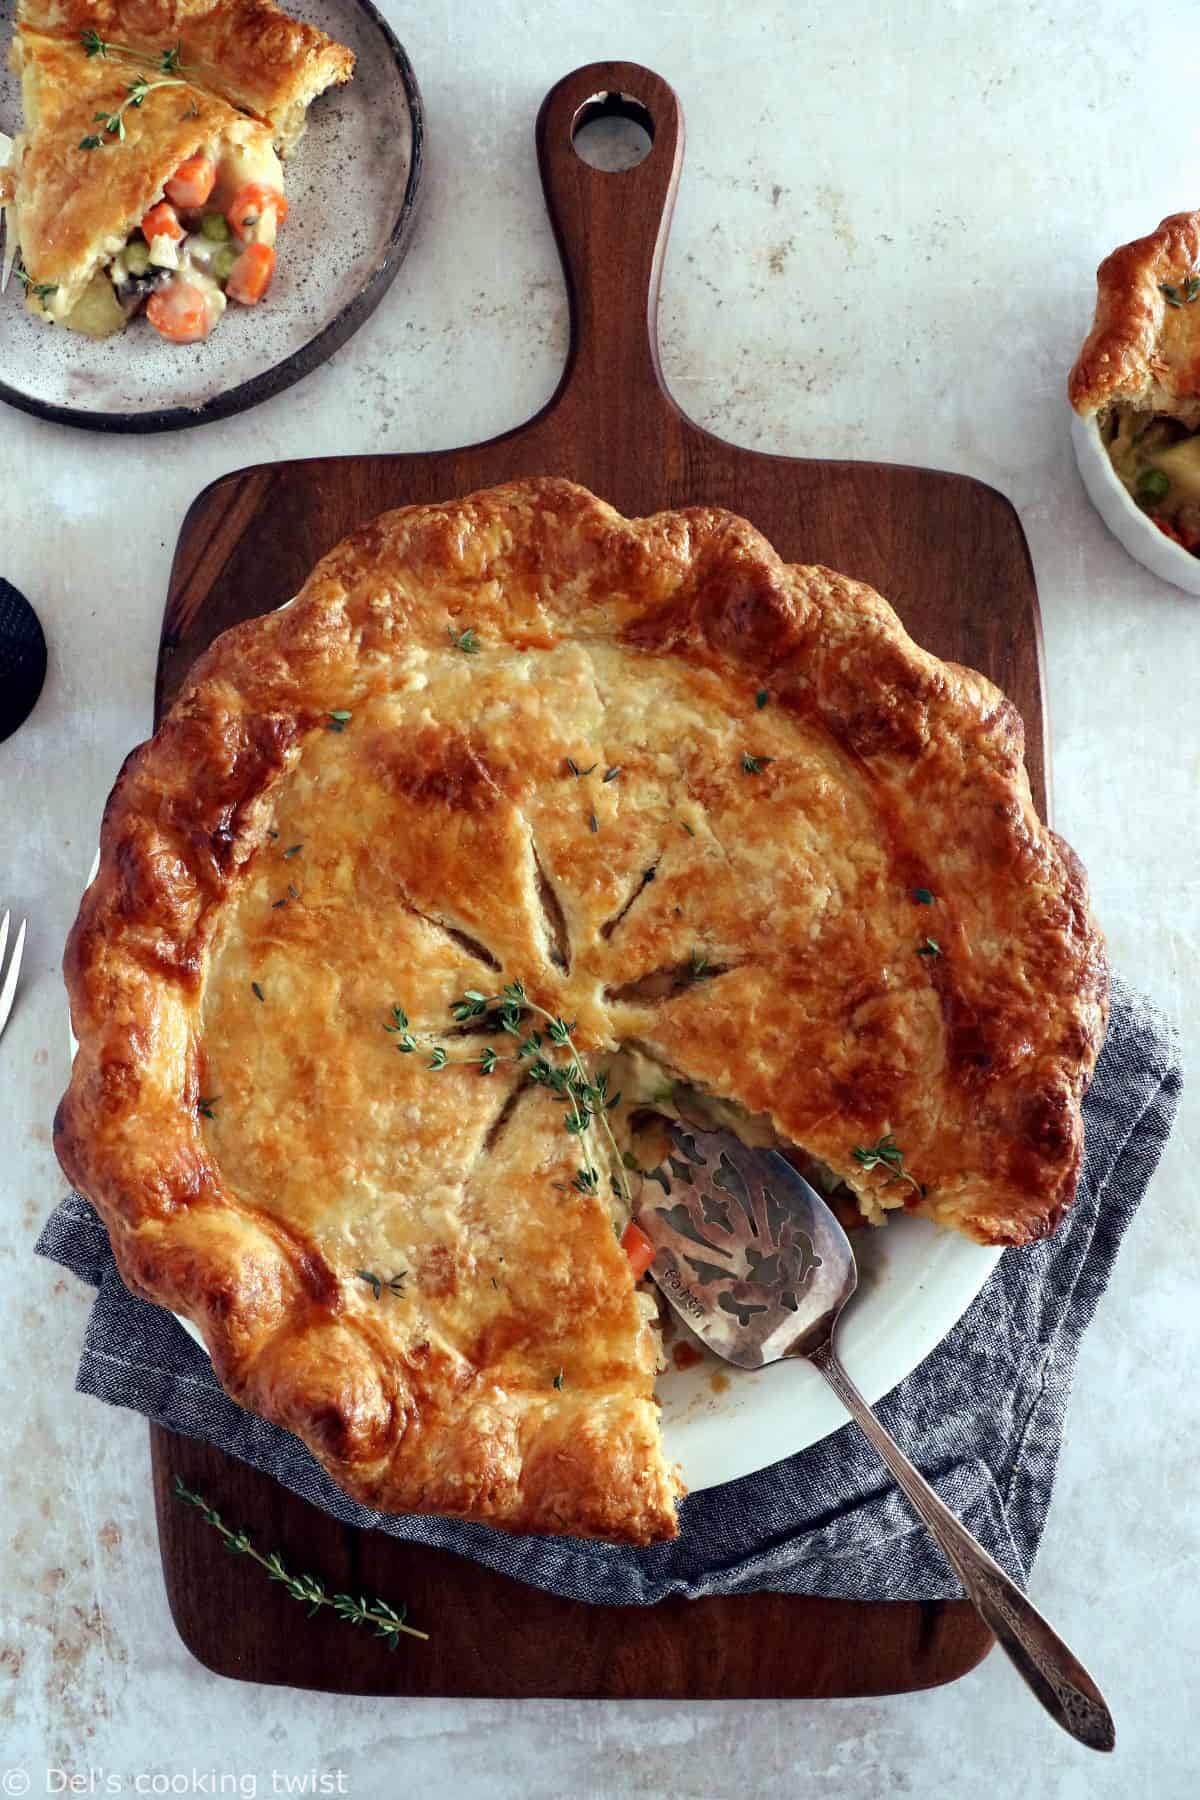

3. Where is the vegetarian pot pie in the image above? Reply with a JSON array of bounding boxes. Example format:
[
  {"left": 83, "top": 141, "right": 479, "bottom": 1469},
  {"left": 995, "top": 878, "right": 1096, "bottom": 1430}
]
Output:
[
  {"left": 1070, "top": 209, "right": 1200, "bottom": 553},
  {"left": 1, "top": 0, "right": 353, "bottom": 340},
  {"left": 56, "top": 479, "right": 1108, "bottom": 1543}
]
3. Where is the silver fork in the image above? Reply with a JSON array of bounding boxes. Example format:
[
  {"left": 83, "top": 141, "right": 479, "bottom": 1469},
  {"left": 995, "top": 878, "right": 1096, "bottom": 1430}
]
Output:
[
  {"left": 0, "top": 909, "right": 27, "bottom": 1040},
  {"left": 637, "top": 1122, "right": 1116, "bottom": 1753}
]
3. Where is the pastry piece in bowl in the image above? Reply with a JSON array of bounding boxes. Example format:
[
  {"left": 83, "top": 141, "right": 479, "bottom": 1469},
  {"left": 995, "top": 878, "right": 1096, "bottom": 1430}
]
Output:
[
  {"left": 2, "top": 0, "right": 353, "bottom": 341},
  {"left": 55, "top": 480, "right": 1108, "bottom": 1543},
  {"left": 1070, "top": 209, "right": 1200, "bottom": 589}
]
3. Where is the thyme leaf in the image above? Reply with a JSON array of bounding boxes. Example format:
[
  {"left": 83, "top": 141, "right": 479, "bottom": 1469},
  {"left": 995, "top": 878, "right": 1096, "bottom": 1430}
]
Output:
[
  {"left": 356, "top": 1269, "right": 406, "bottom": 1299},
  {"left": 741, "top": 752, "right": 773, "bottom": 775},
  {"left": 1159, "top": 275, "right": 1200, "bottom": 308},
  {"left": 448, "top": 626, "right": 481, "bottom": 654},
  {"left": 384, "top": 1004, "right": 417, "bottom": 1052},
  {"left": 916, "top": 938, "right": 942, "bottom": 958}
]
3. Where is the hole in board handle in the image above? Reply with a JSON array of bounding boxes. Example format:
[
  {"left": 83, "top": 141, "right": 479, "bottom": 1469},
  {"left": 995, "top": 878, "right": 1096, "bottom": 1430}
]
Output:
[{"left": 570, "top": 92, "right": 655, "bottom": 171}]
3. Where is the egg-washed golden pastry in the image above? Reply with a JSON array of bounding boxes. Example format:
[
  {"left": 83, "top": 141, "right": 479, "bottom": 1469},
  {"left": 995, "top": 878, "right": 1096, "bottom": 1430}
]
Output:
[
  {"left": 56, "top": 479, "right": 1108, "bottom": 1543},
  {"left": 1070, "top": 209, "right": 1200, "bottom": 553},
  {"left": 2, "top": 0, "right": 352, "bottom": 340}
]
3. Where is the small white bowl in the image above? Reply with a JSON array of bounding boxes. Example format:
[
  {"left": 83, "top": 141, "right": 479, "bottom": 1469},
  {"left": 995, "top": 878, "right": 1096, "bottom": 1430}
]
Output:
[{"left": 1070, "top": 407, "right": 1200, "bottom": 595}]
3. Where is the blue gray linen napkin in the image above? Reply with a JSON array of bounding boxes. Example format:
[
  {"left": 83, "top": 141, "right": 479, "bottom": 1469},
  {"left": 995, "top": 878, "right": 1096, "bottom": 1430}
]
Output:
[{"left": 37, "top": 976, "right": 1180, "bottom": 1605}]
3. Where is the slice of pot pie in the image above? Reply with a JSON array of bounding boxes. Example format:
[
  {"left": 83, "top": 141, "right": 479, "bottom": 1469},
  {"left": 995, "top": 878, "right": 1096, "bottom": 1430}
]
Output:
[
  {"left": 2, "top": 0, "right": 352, "bottom": 340},
  {"left": 1070, "top": 209, "right": 1200, "bottom": 552},
  {"left": 55, "top": 480, "right": 1108, "bottom": 1543}
]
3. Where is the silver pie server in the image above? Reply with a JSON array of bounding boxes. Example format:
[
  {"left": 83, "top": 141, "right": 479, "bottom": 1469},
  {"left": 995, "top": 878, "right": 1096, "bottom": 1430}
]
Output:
[{"left": 635, "top": 1122, "right": 1115, "bottom": 1753}]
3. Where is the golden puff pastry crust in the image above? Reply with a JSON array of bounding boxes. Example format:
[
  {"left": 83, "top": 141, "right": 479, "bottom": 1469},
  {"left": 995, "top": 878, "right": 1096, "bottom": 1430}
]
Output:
[
  {"left": 10, "top": 28, "right": 272, "bottom": 316},
  {"left": 56, "top": 479, "right": 1108, "bottom": 1542},
  {"left": 16, "top": 0, "right": 354, "bottom": 149},
  {"left": 1070, "top": 210, "right": 1200, "bottom": 424}
]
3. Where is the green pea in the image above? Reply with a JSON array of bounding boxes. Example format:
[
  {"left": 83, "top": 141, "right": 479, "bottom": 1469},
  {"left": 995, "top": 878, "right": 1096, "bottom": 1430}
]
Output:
[
  {"left": 212, "top": 244, "right": 238, "bottom": 283},
  {"left": 124, "top": 240, "right": 151, "bottom": 277},
  {"left": 200, "top": 211, "right": 230, "bottom": 242},
  {"left": 1137, "top": 467, "right": 1171, "bottom": 504}
]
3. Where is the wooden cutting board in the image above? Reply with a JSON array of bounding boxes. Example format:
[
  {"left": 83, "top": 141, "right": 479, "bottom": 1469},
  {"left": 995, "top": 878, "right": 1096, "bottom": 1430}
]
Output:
[{"left": 153, "top": 60, "right": 1047, "bottom": 1697}]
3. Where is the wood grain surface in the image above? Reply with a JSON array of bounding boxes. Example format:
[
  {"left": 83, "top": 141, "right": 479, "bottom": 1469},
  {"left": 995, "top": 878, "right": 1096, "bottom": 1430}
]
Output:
[{"left": 153, "top": 58, "right": 1049, "bottom": 1696}]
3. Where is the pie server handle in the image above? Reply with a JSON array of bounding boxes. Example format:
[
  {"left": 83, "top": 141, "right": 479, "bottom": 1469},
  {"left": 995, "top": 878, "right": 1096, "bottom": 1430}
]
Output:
[{"left": 808, "top": 1336, "right": 1116, "bottom": 1752}]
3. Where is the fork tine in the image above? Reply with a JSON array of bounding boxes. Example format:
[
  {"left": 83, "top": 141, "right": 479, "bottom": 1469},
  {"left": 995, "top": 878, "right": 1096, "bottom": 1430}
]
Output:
[
  {"left": 0, "top": 916, "right": 26, "bottom": 1038},
  {"left": 0, "top": 910, "right": 9, "bottom": 972}
]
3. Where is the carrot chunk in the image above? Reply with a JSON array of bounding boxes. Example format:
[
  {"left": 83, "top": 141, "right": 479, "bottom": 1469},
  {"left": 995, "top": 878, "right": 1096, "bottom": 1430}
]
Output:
[
  {"left": 140, "top": 200, "right": 184, "bottom": 243},
  {"left": 226, "top": 182, "right": 288, "bottom": 241},
  {"left": 165, "top": 154, "right": 216, "bottom": 210},
  {"left": 621, "top": 1219, "right": 656, "bottom": 1281},
  {"left": 146, "top": 280, "right": 211, "bottom": 343},
  {"left": 225, "top": 242, "right": 276, "bottom": 306}
]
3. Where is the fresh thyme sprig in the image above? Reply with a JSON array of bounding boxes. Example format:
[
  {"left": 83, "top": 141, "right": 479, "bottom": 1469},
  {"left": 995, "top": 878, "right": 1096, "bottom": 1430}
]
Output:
[
  {"left": 197, "top": 1095, "right": 220, "bottom": 1119},
  {"left": 398, "top": 980, "right": 632, "bottom": 1209},
  {"left": 173, "top": 1478, "right": 427, "bottom": 1646},
  {"left": 850, "top": 1133, "right": 925, "bottom": 1198},
  {"left": 79, "top": 74, "right": 187, "bottom": 148},
  {"left": 356, "top": 1268, "right": 407, "bottom": 1299},
  {"left": 81, "top": 28, "right": 185, "bottom": 73},
  {"left": 14, "top": 261, "right": 58, "bottom": 306},
  {"left": 741, "top": 751, "right": 773, "bottom": 775},
  {"left": 448, "top": 626, "right": 481, "bottom": 654}
]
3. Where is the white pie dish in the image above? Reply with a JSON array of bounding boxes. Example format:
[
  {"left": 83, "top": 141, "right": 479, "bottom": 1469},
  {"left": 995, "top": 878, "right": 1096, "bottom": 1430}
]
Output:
[
  {"left": 1070, "top": 406, "right": 1200, "bottom": 595},
  {"left": 70, "top": 852, "right": 1002, "bottom": 1497}
]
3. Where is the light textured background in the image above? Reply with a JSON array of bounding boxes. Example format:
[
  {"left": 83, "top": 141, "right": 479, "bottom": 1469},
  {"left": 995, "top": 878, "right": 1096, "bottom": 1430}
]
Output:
[{"left": 1, "top": 0, "right": 1196, "bottom": 1793}]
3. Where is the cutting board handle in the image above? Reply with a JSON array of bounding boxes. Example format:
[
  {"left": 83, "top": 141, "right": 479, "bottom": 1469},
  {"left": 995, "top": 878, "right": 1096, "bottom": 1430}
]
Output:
[{"left": 536, "top": 62, "right": 684, "bottom": 428}]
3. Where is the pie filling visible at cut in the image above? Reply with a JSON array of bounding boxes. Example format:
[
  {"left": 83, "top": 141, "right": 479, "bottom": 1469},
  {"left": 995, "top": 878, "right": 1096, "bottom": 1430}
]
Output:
[
  {"left": 56, "top": 479, "right": 1108, "bottom": 1543},
  {"left": 1, "top": 0, "right": 353, "bottom": 341},
  {"left": 1070, "top": 208, "right": 1200, "bottom": 554}
]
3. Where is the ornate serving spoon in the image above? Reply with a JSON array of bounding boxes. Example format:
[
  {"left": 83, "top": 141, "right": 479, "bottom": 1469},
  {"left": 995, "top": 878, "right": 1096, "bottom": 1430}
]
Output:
[{"left": 635, "top": 1123, "right": 1115, "bottom": 1752}]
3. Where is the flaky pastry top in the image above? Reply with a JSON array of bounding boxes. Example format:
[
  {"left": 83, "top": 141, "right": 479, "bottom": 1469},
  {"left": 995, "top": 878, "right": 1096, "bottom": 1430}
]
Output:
[
  {"left": 56, "top": 479, "right": 1108, "bottom": 1542},
  {"left": 1070, "top": 209, "right": 1200, "bottom": 425}
]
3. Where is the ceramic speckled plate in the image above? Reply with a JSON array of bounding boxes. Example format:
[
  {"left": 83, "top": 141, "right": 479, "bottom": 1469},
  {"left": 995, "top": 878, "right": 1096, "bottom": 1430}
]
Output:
[{"left": 0, "top": 0, "right": 423, "bottom": 432}]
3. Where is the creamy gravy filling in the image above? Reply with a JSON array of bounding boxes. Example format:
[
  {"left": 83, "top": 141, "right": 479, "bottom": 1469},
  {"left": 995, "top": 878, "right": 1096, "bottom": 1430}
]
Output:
[{"left": 59, "top": 132, "right": 284, "bottom": 339}]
